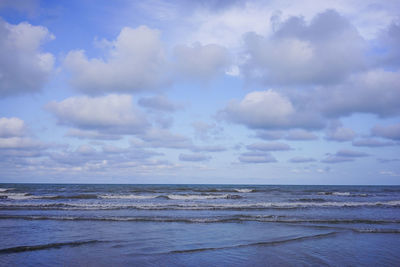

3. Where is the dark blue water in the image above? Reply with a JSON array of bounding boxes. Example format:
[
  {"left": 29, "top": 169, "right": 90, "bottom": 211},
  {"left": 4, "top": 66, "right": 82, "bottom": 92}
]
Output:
[{"left": 1, "top": 184, "right": 400, "bottom": 266}]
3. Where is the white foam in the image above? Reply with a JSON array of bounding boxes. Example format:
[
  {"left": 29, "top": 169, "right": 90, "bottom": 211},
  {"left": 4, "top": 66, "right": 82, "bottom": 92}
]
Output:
[
  {"left": 166, "top": 194, "right": 229, "bottom": 200},
  {"left": 99, "top": 194, "right": 157, "bottom": 199},
  {"left": 0, "top": 188, "right": 14, "bottom": 192},
  {"left": 234, "top": 189, "right": 253, "bottom": 193},
  {"left": 332, "top": 192, "right": 351, "bottom": 196},
  {"left": 0, "top": 192, "right": 38, "bottom": 200}
]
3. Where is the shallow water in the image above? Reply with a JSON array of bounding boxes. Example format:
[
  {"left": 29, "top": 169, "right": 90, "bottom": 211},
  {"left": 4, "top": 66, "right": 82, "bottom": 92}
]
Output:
[{"left": 1, "top": 184, "right": 399, "bottom": 266}]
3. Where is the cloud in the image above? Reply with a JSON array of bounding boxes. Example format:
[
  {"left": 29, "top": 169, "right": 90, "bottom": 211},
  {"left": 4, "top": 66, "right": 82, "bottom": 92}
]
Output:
[
  {"left": 321, "top": 149, "right": 368, "bottom": 163},
  {"left": 241, "top": 9, "right": 366, "bottom": 86},
  {"left": 47, "top": 94, "right": 148, "bottom": 136},
  {"left": 192, "top": 121, "right": 223, "bottom": 140},
  {"left": 246, "top": 142, "right": 291, "bottom": 151},
  {"left": 64, "top": 26, "right": 169, "bottom": 94},
  {"left": 222, "top": 89, "right": 323, "bottom": 130},
  {"left": 336, "top": 149, "right": 369, "bottom": 158},
  {"left": 285, "top": 129, "right": 318, "bottom": 141},
  {"left": 0, "top": 117, "right": 27, "bottom": 137},
  {"left": 65, "top": 129, "right": 122, "bottom": 140},
  {"left": 0, "top": 18, "right": 54, "bottom": 97},
  {"left": 179, "top": 153, "right": 211, "bottom": 162},
  {"left": 372, "top": 123, "right": 400, "bottom": 140},
  {"left": 0, "top": 0, "right": 40, "bottom": 16},
  {"left": 325, "top": 121, "right": 356, "bottom": 142},
  {"left": 377, "top": 158, "right": 400, "bottom": 163},
  {"left": 138, "top": 128, "right": 194, "bottom": 149},
  {"left": 191, "top": 145, "right": 226, "bottom": 152},
  {"left": 289, "top": 156, "right": 316, "bottom": 163},
  {"left": 138, "top": 95, "right": 182, "bottom": 112},
  {"left": 319, "top": 69, "right": 400, "bottom": 118},
  {"left": 375, "top": 22, "right": 400, "bottom": 68},
  {"left": 238, "top": 151, "right": 277, "bottom": 164},
  {"left": 173, "top": 43, "right": 231, "bottom": 80},
  {"left": 352, "top": 138, "right": 397, "bottom": 147},
  {"left": 321, "top": 156, "right": 354, "bottom": 164},
  {"left": 255, "top": 130, "right": 285, "bottom": 140},
  {"left": 0, "top": 137, "right": 44, "bottom": 150}
]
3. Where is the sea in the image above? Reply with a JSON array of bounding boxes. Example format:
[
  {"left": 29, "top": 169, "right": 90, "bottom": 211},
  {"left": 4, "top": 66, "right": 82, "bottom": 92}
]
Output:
[{"left": 0, "top": 184, "right": 399, "bottom": 266}]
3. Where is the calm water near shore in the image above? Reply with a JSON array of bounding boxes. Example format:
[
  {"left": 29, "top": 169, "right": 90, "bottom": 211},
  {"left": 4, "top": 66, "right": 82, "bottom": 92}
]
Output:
[{"left": 1, "top": 184, "right": 400, "bottom": 266}]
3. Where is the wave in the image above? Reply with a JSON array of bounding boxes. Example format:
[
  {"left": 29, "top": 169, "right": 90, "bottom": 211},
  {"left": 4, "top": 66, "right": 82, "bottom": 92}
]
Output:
[
  {"left": 354, "top": 229, "right": 400, "bottom": 234},
  {"left": 41, "top": 194, "right": 99, "bottom": 200},
  {"left": 293, "top": 198, "right": 327, "bottom": 203},
  {"left": 0, "top": 188, "right": 14, "bottom": 193},
  {"left": 169, "top": 232, "right": 338, "bottom": 254},
  {"left": 100, "top": 194, "right": 158, "bottom": 200},
  {"left": 234, "top": 189, "right": 254, "bottom": 193},
  {"left": 1, "top": 200, "right": 400, "bottom": 210},
  {"left": 0, "top": 193, "right": 39, "bottom": 200},
  {"left": 0, "top": 240, "right": 102, "bottom": 254},
  {"left": 1, "top": 215, "right": 400, "bottom": 225},
  {"left": 317, "top": 192, "right": 369, "bottom": 197},
  {"left": 161, "top": 194, "right": 242, "bottom": 200}
]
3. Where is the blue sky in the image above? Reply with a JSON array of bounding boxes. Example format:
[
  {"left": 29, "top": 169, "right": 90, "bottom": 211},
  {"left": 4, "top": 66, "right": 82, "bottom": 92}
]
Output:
[{"left": 0, "top": 0, "right": 399, "bottom": 184}]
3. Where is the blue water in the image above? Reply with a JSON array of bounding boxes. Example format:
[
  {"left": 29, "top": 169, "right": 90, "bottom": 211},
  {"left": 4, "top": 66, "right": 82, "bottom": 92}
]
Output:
[{"left": 1, "top": 184, "right": 400, "bottom": 266}]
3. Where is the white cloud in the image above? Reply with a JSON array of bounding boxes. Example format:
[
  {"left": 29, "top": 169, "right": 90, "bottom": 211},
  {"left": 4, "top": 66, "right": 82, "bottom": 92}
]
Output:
[
  {"left": 0, "top": 137, "right": 43, "bottom": 149},
  {"left": 64, "top": 26, "right": 169, "bottom": 94},
  {"left": 138, "top": 128, "right": 194, "bottom": 149},
  {"left": 0, "top": 117, "right": 27, "bottom": 137},
  {"left": 289, "top": 156, "right": 316, "bottom": 163},
  {"left": 179, "top": 153, "right": 211, "bottom": 162},
  {"left": 47, "top": 94, "right": 148, "bottom": 135},
  {"left": 222, "top": 89, "right": 323, "bottom": 129},
  {"left": 336, "top": 149, "right": 369, "bottom": 158},
  {"left": 138, "top": 95, "right": 182, "bottom": 112},
  {"left": 241, "top": 9, "right": 366, "bottom": 86},
  {"left": 325, "top": 121, "right": 356, "bottom": 142},
  {"left": 352, "top": 138, "right": 397, "bottom": 147},
  {"left": 320, "top": 69, "right": 400, "bottom": 118},
  {"left": 286, "top": 129, "right": 318, "bottom": 140},
  {"left": 0, "top": 18, "right": 54, "bottom": 97},
  {"left": 173, "top": 43, "right": 231, "bottom": 80},
  {"left": 238, "top": 151, "right": 277, "bottom": 164},
  {"left": 247, "top": 142, "right": 291, "bottom": 151},
  {"left": 372, "top": 123, "right": 400, "bottom": 140}
]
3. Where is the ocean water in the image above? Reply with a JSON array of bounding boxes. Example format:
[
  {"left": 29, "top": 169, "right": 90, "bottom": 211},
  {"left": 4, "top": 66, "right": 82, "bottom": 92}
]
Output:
[{"left": 0, "top": 184, "right": 400, "bottom": 266}]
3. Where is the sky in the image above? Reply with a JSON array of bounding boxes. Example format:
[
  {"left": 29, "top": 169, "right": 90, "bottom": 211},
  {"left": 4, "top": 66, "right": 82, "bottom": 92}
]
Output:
[{"left": 0, "top": 0, "right": 399, "bottom": 184}]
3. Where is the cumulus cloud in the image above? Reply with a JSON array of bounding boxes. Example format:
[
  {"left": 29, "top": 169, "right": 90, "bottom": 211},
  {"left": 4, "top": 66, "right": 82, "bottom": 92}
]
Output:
[
  {"left": 173, "top": 43, "right": 231, "bottom": 80},
  {"left": 47, "top": 94, "right": 148, "bottom": 136},
  {"left": 238, "top": 151, "right": 277, "bottom": 164},
  {"left": 325, "top": 121, "right": 356, "bottom": 142},
  {"left": 321, "top": 149, "right": 368, "bottom": 163},
  {"left": 255, "top": 130, "right": 285, "bottom": 140},
  {"left": 289, "top": 156, "right": 316, "bottom": 163},
  {"left": 0, "top": 18, "right": 54, "bottom": 97},
  {"left": 372, "top": 123, "right": 400, "bottom": 140},
  {"left": 286, "top": 129, "right": 318, "bottom": 141},
  {"left": 319, "top": 69, "right": 400, "bottom": 118},
  {"left": 64, "top": 26, "right": 169, "bottom": 94},
  {"left": 0, "top": 117, "right": 27, "bottom": 137},
  {"left": 241, "top": 9, "right": 366, "bottom": 86},
  {"left": 352, "top": 138, "right": 397, "bottom": 147},
  {"left": 375, "top": 22, "right": 400, "bottom": 68},
  {"left": 179, "top": 153, "right": 211, "bottom": 162},
  {"left": 336, "top": 149, "right": 369, "bottom": 158},
  {"left": 138, "top": 128, "right": 194, "bottom": 149},
  {"left": 246, "top": 142, "right": 291, "bottom": 151},
  {"left": 222, "top": 90, "right": 323, "bottom": 130},
  {"left": 321, "top": 156, "right": 354, "bottom": 164},
  {"left": 138, "top": 95, "right": 182, "bottom": 112}
]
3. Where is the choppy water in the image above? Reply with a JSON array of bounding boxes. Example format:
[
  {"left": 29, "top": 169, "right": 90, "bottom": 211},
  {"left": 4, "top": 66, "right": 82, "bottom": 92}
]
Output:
[{"left": 1, "top": 184, "right": 400, "bottom": 266}]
